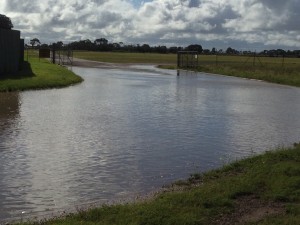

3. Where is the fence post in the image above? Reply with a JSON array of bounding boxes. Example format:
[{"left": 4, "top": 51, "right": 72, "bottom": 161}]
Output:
[{"left": 52, "top": 44, "right": 56, "bottom": 64}]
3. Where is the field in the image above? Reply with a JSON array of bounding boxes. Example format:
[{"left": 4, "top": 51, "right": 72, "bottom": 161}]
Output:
[
  {"left": 74, "top": 51, "right": 300, "bottom": 87},
  {"left": 196, "top": 55, "right": 300, "bottom": 87},
  {"left": 18, "top": 144, "right": 300, "bottom": 225},
  {"left": 0, "top": 50, "right": 83, "bottom": 92}
]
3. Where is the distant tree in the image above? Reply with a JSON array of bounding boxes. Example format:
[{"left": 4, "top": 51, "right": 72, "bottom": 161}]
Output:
[
  {"left": 40, "top": 43, "right": 49, "bottom": 48},
  {"left": 0, "top": 14, "right": 13, "bottom": 29},
  {"left": 169, "top": 46, "right": 179, "bottom": 53},
  {"left": 185, "top": 44, "right": 203, "bottom": 53},
  {"left": 140, "top": 44, "right": 151, "bottom": 53},
  {"left": 30, "top": 38, "right": 41, "bottom": 47},
  {"left": 276, "top": 49, "right": 286, "bottom": 56},
  {"left": 211, "top": 47, "right": 216, "bottom": 54},
  {"left": 203, "top": 49, "right": 210, "bottom": 54},
  {"left": 154, "top": 45, "right": 167, "bottom": 54},
  {"left": 55, "top": 41, "right": 64, "bottom": 48},
  {"left": 94, "top": 38, "right": 108, "bottom": 46},
  {"left": 226, "top": 47, "right": 238, "bottom": 55}
]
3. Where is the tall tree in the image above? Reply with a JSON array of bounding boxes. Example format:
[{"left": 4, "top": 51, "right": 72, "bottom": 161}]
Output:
[
  {"left": 94, "top": 38, "right": 108, "bottom": 45},
  {"left": 30, "top": 38, "right": 41, "bottom": 47},
  {"left": 0, "top": 14, "right": 13, "bottom": 29},
  {"left": 186, "top": 44, "right": 203, "bottom": 53}
]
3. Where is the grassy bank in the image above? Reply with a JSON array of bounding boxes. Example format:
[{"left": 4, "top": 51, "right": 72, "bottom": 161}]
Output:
[
  {"left": 19, "top": 144, "right": 300, "bottom": 225},
  {"left": 74, "top": 51, "right": 300, "bottom": 87},
  {"left": 164, "top": 55, "right": 300, "bottom": 87},
  {"left": 0, "top": 56, "right": 83, "bottom": 92},
  {"left": 161, "top": 55, "right": 300, "bottom": 87}
]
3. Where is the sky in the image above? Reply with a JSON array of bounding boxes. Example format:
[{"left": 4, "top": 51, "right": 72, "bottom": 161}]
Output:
[{"left": 1, "top": 0, "right": 300, "bottom": 51}]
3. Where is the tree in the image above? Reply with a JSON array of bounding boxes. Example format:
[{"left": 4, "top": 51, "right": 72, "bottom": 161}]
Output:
[
  {"left": 94, "top": 38, "right": 108, "bottom": 45},
  {"left": 226, "top": 47, "right": 238, "bottom": 55},
  {"left": 186, "top": 44, "right": 203, "bottom": 53},
  {"left": 169, "top": 46, "right": 178, "bottom": 53},
  {"left": 141, "top": 44, "right": 151, "bottom": 53},
  {"left": 55, "top": 41, "right": 64, "bottom": 48},
  {"left": 30, "top": 38, "right": 41, "bottom": 47},
  {"left": 0, "top": 14, "right": 13, "bottom": 29},
  {"left": 203, "top": 49, "right": 210, "bottom": 54}
]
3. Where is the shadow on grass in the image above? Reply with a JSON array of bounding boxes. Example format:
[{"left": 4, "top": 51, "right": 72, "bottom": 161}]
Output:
[{"left": 0, "top": 61, "right": 35, "bottom": 80}]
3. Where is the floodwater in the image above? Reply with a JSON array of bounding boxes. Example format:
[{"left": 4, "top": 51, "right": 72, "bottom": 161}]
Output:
[{"left": 0, "top": 66, "right": 300, "bottom": 222}]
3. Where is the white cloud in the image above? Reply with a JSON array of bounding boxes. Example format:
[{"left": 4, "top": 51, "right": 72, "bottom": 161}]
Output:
[{"left": 1, "top": 0, "right": 299, "bottom": 49}]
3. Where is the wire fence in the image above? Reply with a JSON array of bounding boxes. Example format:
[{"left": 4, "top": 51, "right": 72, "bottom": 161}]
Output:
[{"left": 199, "top": 54, "right": 299, "bottom": 69}]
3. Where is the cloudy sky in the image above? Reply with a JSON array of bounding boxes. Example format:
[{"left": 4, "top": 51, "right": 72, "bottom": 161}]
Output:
[{"left": 1, "top": 0, "right": 299, "bottom": 50}]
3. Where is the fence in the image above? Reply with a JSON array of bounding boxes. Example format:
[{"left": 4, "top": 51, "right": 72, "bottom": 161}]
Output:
[
  {"left": 177, "top": 51, "right": 199, "bottom": 68},
  {"left": 50, "top": 47, "right": 73, "bottom": 66},
  {"left": 200, "top": 54, "right": 296, "bottom": 68}
]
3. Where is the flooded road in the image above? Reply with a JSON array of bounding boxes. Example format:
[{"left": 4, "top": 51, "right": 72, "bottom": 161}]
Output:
[{"left": 0, "top": 66, "right": 300, "bottom": 222}]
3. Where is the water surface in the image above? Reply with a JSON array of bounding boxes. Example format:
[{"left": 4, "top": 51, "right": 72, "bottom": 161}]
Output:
[{"left": 0, "top": 66, "right": 300, "bottom": 222}]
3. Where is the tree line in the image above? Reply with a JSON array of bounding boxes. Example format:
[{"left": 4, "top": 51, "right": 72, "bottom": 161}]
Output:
[
  {"left": 32, "top": 38, "right": 203, "bottom": 54},
  {"left": 29, "top": 38, "right": 300, "bottom": 57},
  {"left": 2, "top": 14, "right": 300, "bottom": 57}
]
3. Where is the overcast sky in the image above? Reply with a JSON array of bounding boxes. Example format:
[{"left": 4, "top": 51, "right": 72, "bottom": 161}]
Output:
[{"left": 1, "top": 0, "right": 299, "bottom": 50}]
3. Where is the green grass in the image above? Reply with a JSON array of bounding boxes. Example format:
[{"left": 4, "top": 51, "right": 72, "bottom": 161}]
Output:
[
  {"left": 18, "top": 144, "right": 300, "bottom": 225},
  {"left": 168, "top": 55, "right": 300, "bottom": 87},
  {"left": 197, "top": 55, "right": 300, "bottom": 87},
  {"left": 73, "top": 51, "right": 300, "bottom": 87},
  {"left": 0, "top": 53, "right": 83, "bottom": 92}
]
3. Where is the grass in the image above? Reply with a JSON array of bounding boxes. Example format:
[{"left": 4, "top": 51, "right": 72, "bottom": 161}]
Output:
[
  {"left": 73, "top": 51, "right": 300, "bottom": 87},
  {"left": 197, "top": 55, "right": 300, "bottom": 87},
  {"left": 18, "top": 143, "right": 300, "bottom": 225},
  {"left": 0, "top": 51, "right": 83, "bottom": 92}
]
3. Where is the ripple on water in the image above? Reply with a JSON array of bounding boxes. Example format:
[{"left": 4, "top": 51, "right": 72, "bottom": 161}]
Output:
[{"left": 0, "top": 67, "right": 300, "bottom": 221}]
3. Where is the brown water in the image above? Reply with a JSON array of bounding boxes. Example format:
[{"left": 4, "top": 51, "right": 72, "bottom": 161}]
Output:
[{"left": 0, "top": 66, "right": 300, "bottom": 222}]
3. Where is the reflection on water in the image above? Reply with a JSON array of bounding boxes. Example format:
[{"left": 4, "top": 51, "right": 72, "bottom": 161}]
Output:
[
  {"left": 0, "top": 67, "right": 300, "bottom": 222},
  {"left": 0, "top": 92, "right": 20, "bottom": 130}
]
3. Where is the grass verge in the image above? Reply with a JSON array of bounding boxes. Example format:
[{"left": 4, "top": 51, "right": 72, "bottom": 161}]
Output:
[
  {"left": 0, "top": 57, "right": 83, "bottom": 92},
  {"left": 160, "top": 55, "right": 300, "bottom": 87},
  {"left": 196, "top": 63, "right": 300, "bottom": 87},
  {"left": 18, "top": 143, "right": 300, "bottom": 225}
]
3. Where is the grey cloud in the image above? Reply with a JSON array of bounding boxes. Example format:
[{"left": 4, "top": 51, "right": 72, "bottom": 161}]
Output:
[
  {"left": 5, "top": 0, "right": 39, "bottom": 13},
  {"left": 188, "top": 0, "right": 200, "bottom": 8},
  {"left": 1, "top": 0, "right": 300, "bottom": 49},
  {"left": 88, "top": 12, "right": 123, "bottom": 29}
]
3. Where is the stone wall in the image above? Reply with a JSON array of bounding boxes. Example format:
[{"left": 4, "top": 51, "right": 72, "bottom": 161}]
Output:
[{"left": 0, "top": 28, "right": 21, "bottom": 75}]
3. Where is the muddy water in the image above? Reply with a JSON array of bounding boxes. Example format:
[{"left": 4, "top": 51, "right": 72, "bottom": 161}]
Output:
[{"left": 0, "top": 66, "right": 300, "bottom": 222}]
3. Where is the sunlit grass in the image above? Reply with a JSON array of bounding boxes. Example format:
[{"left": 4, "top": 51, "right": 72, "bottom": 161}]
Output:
[
  {"left": 157, "top": 54, "right": 300, "bottom": 87},
  {"left": 0, "top": 52, "right": 83, "bottom": 92}
]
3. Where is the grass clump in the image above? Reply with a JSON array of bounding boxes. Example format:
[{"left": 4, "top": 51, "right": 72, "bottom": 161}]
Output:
[
  {"left": 18, "top": 144, "right": 300, "bottom": 225},
  {"left": 0, "top": 56, "right": 83, "bottom": 92}
]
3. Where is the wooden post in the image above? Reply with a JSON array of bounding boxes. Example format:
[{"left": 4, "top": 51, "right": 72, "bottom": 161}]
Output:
[{"left": 52, "top": 45, "right": 56, "bottom": 64}]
